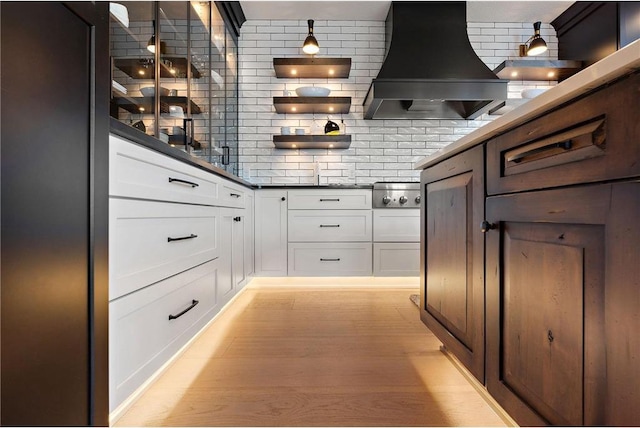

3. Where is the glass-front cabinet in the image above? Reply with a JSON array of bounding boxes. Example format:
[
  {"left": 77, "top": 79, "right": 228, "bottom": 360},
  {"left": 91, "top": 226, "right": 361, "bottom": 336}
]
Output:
[{"left": 109, "top": 1, "right": 239, "bottom": 172}]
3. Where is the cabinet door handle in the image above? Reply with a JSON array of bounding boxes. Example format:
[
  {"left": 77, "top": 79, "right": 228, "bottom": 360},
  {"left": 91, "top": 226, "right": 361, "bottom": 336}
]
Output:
[
  {"left": 168, "top": 299, "right": 199, "bottom": 320},
  {"left": 167, "top": 233, "right": 198, "bottom": 242},
  {"left": 506, "top": 139, "right": 572, "bottom": 164},
  {"left": 319, "top": 224, "right": 340, "bottom": 228},
  {"left": 320, "top": 198, "right": 340, "bottom": 202},
  {"left": 480, "top": 221, "right": 495, "bottom": 233},
  {"left": 168, "top": 177, "right": 199, "bottom": 188},
  {"left": 281, "top": 197, "right": 286, "bottom": 201},
  {"left": 234, "top": 216, "right": 242, "bottom": 222},
  {"left": 320, "top": 258, "right": 341, "bottom": 262},
  {"left": 230, "top": 193, "right": 241, "bottom": 198}
]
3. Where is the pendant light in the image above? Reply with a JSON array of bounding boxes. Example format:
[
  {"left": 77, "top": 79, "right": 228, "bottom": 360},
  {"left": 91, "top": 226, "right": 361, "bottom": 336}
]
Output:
[
  {"left": 302, "top": 19, "right": 319, "bottom": 55},
  {"left": 519, "top": 21, "right": 548, "bottom": 56},
  {"left": 146, "top": 20, "right": 166, "bottom": 54}
]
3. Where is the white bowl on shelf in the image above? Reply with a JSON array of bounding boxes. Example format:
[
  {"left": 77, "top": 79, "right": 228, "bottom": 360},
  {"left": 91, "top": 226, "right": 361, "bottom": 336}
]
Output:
[
  {"left": 295, "top": 86, "right": 330, "bottom": 97},
  {"left": 140, "top": 86, "right": 170, "bottom": 97}
]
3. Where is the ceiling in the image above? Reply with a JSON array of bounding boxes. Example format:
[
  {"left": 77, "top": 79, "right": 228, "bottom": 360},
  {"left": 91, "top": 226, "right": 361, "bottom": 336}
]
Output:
[{"left": 239, "top": 1, "right": 573, "bottom": 23}]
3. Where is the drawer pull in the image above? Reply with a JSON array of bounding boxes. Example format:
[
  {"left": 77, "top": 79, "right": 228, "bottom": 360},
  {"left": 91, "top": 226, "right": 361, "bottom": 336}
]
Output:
[
  {"left": 168, "top": 299, "right": 199, "bottom": 320},
  {"left": 320, "top": 258, "right": 341, "bottom": 262},
  {"left": 167, "top": 233, "right": 198, "bottom": 242},
  {"left": 320, "top": 198, "right": 340, "bottom": 202},
  {"left": 320, "top": 224, "right": 340, "bottom": 228},
  {"left": 230, "top": 193, "right": 241, "bottom": 198},
  {"left": 507, "top": 139, "right": 573, "bottom": 164},
  {"left": 234, "top": 216, "right": 242, "bottom": 222},
  {"left": 168, "top": 177, "right": 199, "bottom": 188}
]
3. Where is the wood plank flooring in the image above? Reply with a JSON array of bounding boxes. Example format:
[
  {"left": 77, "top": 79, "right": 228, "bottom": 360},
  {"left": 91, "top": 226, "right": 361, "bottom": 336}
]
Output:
[{"left": 114, "top": 282, "right": 506, "bottom": 427}]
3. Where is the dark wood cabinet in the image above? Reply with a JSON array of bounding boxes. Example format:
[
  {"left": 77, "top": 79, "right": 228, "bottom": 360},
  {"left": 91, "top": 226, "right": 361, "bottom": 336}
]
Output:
[
  {"left": 1, "top": 2, "right": 109, "bottom": 425},
  {"left": 420, "top": 145, "right": 485, "bottom": 381}
]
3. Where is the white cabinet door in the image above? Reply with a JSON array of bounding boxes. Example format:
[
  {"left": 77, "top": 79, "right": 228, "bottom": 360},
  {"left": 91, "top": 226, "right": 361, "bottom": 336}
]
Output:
[
  {"left": 244, "top": 192, "right": 255, "bottom": 279},
  {"left": 110, "top": 199, "right": 219, "bottom": 300},
  {"left": 288, "top": 243, "right": 373, "bottom": 276},
  {"left": 255, "top": 190, "right": 288, "bottom": 276},
  {"left": 373, "top": 243, "right": 420, "bottom": 276},
  {"left": 109, "top": 258, "right": 220, "bottom": 411},
  {"left": 288, "top": 210, "right": 372, "bottom": 242},
  {"left": 287, "top": 189, "right": 371, "bottom": 210},
  {"left": 373, "top": 209, "right": 420, "bottom": 242}
]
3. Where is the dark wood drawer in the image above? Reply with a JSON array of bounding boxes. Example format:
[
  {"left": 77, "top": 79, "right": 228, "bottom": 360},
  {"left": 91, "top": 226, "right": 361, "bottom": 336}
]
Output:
[{"left": 486, "top": 71, "right": 640, "bottom": 195}]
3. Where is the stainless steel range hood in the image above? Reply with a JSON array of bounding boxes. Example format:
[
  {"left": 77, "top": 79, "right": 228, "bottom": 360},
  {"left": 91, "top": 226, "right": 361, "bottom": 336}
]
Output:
[{"left": 363, "top": 2, "right": 508, "bottom": 120}]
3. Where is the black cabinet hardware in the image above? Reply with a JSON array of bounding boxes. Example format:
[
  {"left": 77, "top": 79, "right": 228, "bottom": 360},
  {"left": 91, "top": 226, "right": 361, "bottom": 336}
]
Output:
[
  {"left": 168, "top": 299, "right": 199, "bottom": 320},
  {"left": 222, "top": 146, "right": 230, "bottom": 165},
  {"left": 281, "top": 196, "right": 286, "bottom": 201},
  {"left": 319, "top": 224, "right": 340, "bottom": 228},
  {"left": 167, "top": 233, "right": 198, "bottom": 242},
  {"left": 233, "top": 216, "right": 242, "bottom": 222},
  {"left": 168, "top": 177, "right": 199, "bottom": 188},
  {"left": 507, "top": 139, "right": 573, "bottom": 164},
  {"left": 481, "top": 221, "right": 496, "bottom": 233},
  {"left": 230, "top": 193, "right": 241, "bottom": 198},
  {"left": 183, "top": 118, "right": 194, "bottom": 152},
  {"left": 320, "top": 198, "right": 340, "bottom": 202},
  {"left": 320, "top": 258, "right": 340, "bottom": 262}
]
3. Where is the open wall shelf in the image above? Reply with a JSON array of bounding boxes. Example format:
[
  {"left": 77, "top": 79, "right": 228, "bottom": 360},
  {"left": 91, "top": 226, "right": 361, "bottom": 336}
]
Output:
[
  {"left": 273, "top": 96, "right": 351, "bottom": 114},
  {"left": 114, "top": 57, "right": 202, "bottom": 79},
  {"left": 112, "top": 96, "right": 202, "bottom": 115},
  {"left": 273, "top": 57, "right": 351, "bottom": 78},
  {"left": 493, "top": 60, "right": 583, "bottom": 81},
  {"left": 273, "top": 134, "right": 351, "bottom": 149}
]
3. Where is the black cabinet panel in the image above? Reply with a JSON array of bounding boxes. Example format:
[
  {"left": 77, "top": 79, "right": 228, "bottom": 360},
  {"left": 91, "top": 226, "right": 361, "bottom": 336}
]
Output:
[{"left": 1, "top": 2, "right": 109, "bottom": 425}]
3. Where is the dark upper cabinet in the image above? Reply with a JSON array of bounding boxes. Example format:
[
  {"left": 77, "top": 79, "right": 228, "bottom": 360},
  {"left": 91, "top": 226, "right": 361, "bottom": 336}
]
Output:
[
  {"left": 420, "top": 145, "right": 486, "bottom": 382},
  {"left": 552, "top": 2, "right": 640, "bottom": 66}
]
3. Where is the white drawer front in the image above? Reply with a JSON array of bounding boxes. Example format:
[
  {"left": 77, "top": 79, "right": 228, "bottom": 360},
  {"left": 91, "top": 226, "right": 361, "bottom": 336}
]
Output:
[
  {"left": 110, "top": 135, "right": 221, "bottom": 205},
  {"left": 288, "top": 210, "right": 372, "bottom": 242},
  {"left": 287, "top": 189, "right": 371, "bottom": 210},
  {"left": 373, "top": 209, "right": 420, "bottom": 242},
  {"left": 373, "top": 243, "right": 420, "bottom": 276},
  {"left": 110, "top": 199, "right": 219, "bottom": 300},
  {"left": 218, "top": 183, "right": 246, "bottom": 208},
  {"left": 288, "top": 243, "right": 372, "bottom": 276},
  {"left": 109, "top": 259, "right": 219, "bottom": 411}
]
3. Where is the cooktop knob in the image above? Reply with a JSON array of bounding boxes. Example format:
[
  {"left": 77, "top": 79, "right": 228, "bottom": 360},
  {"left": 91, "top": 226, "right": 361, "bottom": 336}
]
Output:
[
  {"left": 415, "top": 195, "right": 421, "bottom": 204},
  {"left": 382, "top": 195, "right": 391, "bottom": 204},
  {"left": 399, "top": 195, "right": 408, "bottom": 204}
]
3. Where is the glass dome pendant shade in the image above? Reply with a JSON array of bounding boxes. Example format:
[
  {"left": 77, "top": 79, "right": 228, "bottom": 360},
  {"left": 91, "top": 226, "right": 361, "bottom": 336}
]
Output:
[{"left": 302, "top": 19, "right": 319, "bottom": 55}]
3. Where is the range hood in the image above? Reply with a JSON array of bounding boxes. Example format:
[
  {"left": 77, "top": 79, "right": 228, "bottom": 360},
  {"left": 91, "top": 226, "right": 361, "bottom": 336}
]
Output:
[{"left": 363, "top": 2, "right": 508, "bottom": 120}]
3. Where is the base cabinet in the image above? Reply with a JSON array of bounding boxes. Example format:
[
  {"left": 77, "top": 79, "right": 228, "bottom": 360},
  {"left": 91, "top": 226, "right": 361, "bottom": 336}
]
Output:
[
  {"left": 254, "top": 190, "right": 288, "bottom": 276},
  {"left": 420, "top": 145, "right": 485, "bottom": 382},
  {"left": 485, "top": 182, "right": 640, "bottom": 426}
]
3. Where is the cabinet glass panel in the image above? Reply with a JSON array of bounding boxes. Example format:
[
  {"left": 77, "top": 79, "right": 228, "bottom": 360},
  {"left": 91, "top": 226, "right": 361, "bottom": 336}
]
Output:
[
  {"left": 187, "top": 1, "right": 212, "bottom": 161},
  {"left": 225, "top": 28, "right": 239, "bottom": 175},
  {"left": 210, "top": 5, "right": 226, "bottom": 167},
  {"left": 109, "top": 3, "right": 155, "bottom": 134}
]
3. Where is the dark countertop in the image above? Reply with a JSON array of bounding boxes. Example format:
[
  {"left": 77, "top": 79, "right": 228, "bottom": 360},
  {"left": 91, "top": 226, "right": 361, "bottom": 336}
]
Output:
[
  {"left": 254, "top": 184, "right": 374, "bottom": 189},
  {"left": 110, "top": 118, "right": 253, "bottom": 189}
]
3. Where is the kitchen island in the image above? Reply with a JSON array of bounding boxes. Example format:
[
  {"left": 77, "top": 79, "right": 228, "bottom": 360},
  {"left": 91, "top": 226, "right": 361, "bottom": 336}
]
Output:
[{"left": 416, "top": 39, "right": 640, "bottom": 426}]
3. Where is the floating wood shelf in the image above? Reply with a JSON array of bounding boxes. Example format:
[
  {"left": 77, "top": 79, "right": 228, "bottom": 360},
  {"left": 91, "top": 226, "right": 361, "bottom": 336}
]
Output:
[
  {"left": 273, "top": 96, "right": 351, "bottom": 114},
  {"left": 273, "top": 134, "right": 351, "bottom": 149},
  {"left": 112, "top": 96, "right": 202, "bottom": 115},
  {"left": 493, "top": 60, "right": 583, "bottom": 81},
  {"left": 114, "top": 57, "right": 202, "bottom": 79},
  {"left": 273, "top": 57, "right": 351, "bottom": 78}
]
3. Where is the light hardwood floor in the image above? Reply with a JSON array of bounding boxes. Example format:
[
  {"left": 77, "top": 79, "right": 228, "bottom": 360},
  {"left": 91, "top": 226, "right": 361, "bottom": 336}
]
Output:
[{"left": 114, "top": 280, "right": 507, "bottom": 427}]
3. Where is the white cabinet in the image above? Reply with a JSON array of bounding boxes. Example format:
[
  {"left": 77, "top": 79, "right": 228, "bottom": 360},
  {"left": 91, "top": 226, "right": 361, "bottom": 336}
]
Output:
[
  {"left": 109, "top": 135, "right": 254, "bottom": 412},
  {"left": 287, "top": 189, "right": 373, "bottom": 276},
  {"left": 109, "top": 259, "right": 220, "bottom": 409},
  {"left": 109, "top": 199, "right": 219, "bottom": 300},
  {"left": 372, "top": 209, "right": 420, "bottom": 276},
  {"left": 288, "top": 243, "right": 373, "bottom": 276},
  {"left": 288, "top": 210, "right": 372, "bottom": 242},
  {"left": 287, "top": 189, "right": 371, "bottom": 210},
  {"left": 255, "top": 190, "right": 288, "bottom": 276}
]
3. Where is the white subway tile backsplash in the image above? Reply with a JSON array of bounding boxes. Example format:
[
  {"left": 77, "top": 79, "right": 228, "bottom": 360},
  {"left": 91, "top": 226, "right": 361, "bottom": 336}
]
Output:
[{"left": 238, "top": 18, "right": 559, "bottom": 184}]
